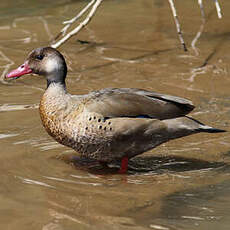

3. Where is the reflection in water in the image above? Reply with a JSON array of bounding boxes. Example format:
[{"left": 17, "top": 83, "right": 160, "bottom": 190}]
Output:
[
  {"left": 159, "top": 177, "right": 230, "bottom": 230},
  {"left": 0, "top": 133, "right": 18, "bottom": 139},
  {"left": 16, "top": 176, "right": 55, "bottom": 188},
  {"left": 0, "top": 0, "right": 230, "bottom": 229},
  {"left": 0, "top": 103, "right": 38, "bottom": 112}
]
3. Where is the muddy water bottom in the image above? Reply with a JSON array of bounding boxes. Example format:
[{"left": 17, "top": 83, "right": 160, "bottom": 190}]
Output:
[{"left": 0, "top": 0, "right": 230, "bottom": 229}]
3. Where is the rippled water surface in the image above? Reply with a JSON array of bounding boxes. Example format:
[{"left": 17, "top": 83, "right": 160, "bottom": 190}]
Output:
[{"left": 0, "top": 0, "right": 230, "bottom": 229}]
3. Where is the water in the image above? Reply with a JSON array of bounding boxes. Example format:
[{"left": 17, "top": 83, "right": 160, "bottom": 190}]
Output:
[{"left": 0, "top": 0, "right": 230, "bottom": 229}]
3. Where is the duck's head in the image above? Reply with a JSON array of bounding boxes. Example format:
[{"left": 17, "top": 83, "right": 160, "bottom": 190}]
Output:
[{"left": 6, "top": 47, "right": 67, "bottom": 87}]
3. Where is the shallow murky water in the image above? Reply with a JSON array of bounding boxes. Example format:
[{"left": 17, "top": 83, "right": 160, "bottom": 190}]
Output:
[{"left": 0, "top": 0, "right": 230, "bottom": 229}]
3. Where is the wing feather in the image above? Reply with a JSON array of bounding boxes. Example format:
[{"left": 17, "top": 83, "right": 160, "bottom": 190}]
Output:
[{"left": 81, "top": 88, "right": 194, "bottom": 120}]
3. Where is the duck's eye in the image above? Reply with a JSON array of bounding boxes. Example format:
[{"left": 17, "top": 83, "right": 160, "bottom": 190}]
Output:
[{"left": 35, "top": 55, "right": 44, "bottom": 60}]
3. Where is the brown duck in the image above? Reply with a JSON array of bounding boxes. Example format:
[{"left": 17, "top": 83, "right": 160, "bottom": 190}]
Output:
[{"left": 6, "top": 47, "right": 225, "bottom": 173}]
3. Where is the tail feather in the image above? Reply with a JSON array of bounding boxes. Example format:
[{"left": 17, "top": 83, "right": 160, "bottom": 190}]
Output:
[
  {"left": 197, "top": 126, "right": 226, "bottom": 133},
  {"left": 183, "top": 116, "right": 226, "bottom": 133},
  {"left": 164, "top": 116, "right": 226, "bottom": 139}
]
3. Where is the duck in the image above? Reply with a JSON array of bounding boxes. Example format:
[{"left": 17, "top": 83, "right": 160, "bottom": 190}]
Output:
[{"left": 5, "top": 47, "right": 226, "bottom": 173}]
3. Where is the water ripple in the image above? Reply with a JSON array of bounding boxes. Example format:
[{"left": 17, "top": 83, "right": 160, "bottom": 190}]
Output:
[
  {"left": 0, "top": 103, "right": 38, "bottom": 112},
  {"left": 16, "top": 176, "right": 55, "bottom": 188},
  {"left": 0, "top": 133, "right": 18, "bottom": 139},
  {"left": 44, "top": 176, "right": 103, "bottom": 187}
]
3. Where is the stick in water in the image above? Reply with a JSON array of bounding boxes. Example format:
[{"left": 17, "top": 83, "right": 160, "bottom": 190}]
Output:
[
  {"left": 168, "top": 0, "right": 187, "bottom": 51},
  {"left": 51, "top": 0, "right": 103, "bottom": 49}
]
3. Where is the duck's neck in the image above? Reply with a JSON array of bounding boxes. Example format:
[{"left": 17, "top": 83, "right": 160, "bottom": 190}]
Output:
[
  {"left": 45, "top": 81, "right": 67, "bottom": 97},
  {"left": 47, "top": 78, "right": 66, "bottom": 89},
  {"left": 41, "top": 82, "right": 70, "bottom": 115},
  {"left": 47, "top": 78, "right": 66, "bottom": 90},
  {"left": 39, "top": 82, "right": 70, "bottom": 140},
  {"left": 46, "top": 61, "right": 67, "bottom": 88}
]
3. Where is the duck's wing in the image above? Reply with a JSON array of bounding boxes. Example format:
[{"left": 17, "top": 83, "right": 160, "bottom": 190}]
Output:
[{"left": 82, "top": 88, "right": 194, "bottom": 120}]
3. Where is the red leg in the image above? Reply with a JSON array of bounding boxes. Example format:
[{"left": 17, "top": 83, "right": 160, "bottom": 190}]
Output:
[{"left": 118, "top": 156, "right": 129, "bottom": 174}]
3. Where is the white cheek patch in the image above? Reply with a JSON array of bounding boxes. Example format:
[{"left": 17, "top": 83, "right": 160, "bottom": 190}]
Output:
[{"left": 45, "top": 58, "right": 59, "bottom": 73}]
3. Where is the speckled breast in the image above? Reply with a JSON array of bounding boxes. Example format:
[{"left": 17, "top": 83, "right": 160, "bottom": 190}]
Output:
[{"left": 39, "top": 98, "right": 115, "bottom": 161}]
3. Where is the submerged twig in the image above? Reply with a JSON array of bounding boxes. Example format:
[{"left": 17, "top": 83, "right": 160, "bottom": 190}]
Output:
[
  {"left": 198, "top": 0, "right": 205, "bottom": 18},
  {"left": 191, "top": 0, "right": 206, "bottom": 55},
  {"left": 52, "top": 0, "right": 96, "bottom": 42},
  {"left": 168, "top": 0, "right": 187, "bottom": 51},
  {"left": 191, "top": 0, "right": 223, "bottom": 54},
  {"left": 191, "top": 22, "right": 205, "bottom": 55},
  {"left": 213, "top": 0, "right": 222, "bottom": 19},
  {"left": 51, "top": 0, "right": 103, "bottom": 49},
  {"left": 50, "top": 0, "right": 223, "bottom": 51},
  {"left": 199, "top": 49, "right": 216, "bottom": 68}
]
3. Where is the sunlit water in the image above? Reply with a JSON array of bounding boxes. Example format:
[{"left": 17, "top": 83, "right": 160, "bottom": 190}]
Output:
[{"left": 0, "top": 0, "right": 230, "bottom": 229}]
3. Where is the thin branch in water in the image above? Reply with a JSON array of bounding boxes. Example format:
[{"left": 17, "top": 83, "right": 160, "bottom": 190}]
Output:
[
  {"left": 198, "top": 0, "right": 205, "bottom": 19},
  {"left": 62, "top": 0, "right": 96, "bottom": 29},
  {"left": 198, "top": 29, "right": 228, "bottom": 68},
  {"left": 191, "top": 0, "right": 206, "bottom": 55},
  {"left": 168, "top": 0, "right": 187, "bottom": 51},
  {"left": 199, "top": 49, "right": 216, "bottom": 68},
  {"left": 213, "top": 0, "right": 222, "bottom": 19},
  {"left": 52, "top": 0, "right": 96, "bottom": 42},
  {"left": 51, "top": 0, "right": 103, "bottom": 49},
  {"left": 191, "top": 23, "right": 205, "bottom": 55}
]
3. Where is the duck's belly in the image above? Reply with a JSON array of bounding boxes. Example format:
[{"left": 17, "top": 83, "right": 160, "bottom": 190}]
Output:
[
  {"left": 40, "top": 111, "right": 120, "bottom": 162},
  {"left": 39, "top": 107, "right": 164, "bottom": 162},
  {"left": 62, "top": 124, "right": 114, "bottom": 161}
]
